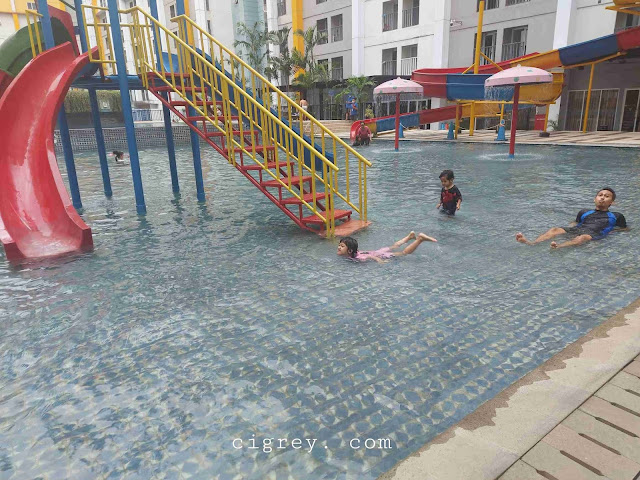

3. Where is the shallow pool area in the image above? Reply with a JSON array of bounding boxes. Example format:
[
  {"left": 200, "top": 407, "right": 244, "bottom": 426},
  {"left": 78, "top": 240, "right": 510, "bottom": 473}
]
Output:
[{"left": 1, "top": 141, "right": 639, "bottom": 479}]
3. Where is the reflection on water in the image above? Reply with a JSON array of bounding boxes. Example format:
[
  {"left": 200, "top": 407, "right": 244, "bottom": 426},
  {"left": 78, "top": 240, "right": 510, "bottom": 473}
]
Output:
[{"left": 0, "top": 142, "right": 638, "bottom": 479}]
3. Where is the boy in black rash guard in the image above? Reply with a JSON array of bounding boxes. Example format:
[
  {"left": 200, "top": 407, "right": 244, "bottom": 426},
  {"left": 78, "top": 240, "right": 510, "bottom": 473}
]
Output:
[
  {"left": 515, "top": 188, "right": 627, "bottom": 249},
  {"left": 436, "top": 170, "right": 462, "bottom": 215}
]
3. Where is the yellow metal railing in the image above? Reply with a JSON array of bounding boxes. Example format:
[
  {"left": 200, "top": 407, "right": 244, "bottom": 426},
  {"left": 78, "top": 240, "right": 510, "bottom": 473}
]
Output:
[
  {"left": 82, "top": 5, "right": 370, "bottom": 236},
  {"left": 25, "top": 9, "right": 43, "bottom": 58}
]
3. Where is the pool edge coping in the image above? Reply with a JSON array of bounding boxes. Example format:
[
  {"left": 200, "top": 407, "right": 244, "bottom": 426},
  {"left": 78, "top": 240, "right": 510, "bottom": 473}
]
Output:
[{"left": 378, "top": 297, "right": 640, "bottom": 480}]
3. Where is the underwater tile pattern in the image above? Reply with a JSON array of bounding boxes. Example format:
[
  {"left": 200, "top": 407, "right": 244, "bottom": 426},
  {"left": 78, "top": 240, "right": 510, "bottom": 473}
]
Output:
[{"left": 1, "top": 142, "right": 639, "bottom": 479}]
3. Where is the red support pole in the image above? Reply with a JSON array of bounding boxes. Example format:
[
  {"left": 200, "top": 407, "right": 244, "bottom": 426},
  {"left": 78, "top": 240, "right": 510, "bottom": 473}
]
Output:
[
  {"left": 509, "top": 84, "right": 520, "bottom": 157},
  {"left": 395, "top": 93, "right": 400, "bottom": 151}
]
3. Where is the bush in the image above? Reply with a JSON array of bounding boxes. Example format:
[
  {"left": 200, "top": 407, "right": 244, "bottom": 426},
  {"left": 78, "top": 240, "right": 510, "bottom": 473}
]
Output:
[
  {"left": 365, "top": 107, "right": 374, "bottom": 119},
  {"left": 64, "top": 89, "right": 123, "bottom": 113}
]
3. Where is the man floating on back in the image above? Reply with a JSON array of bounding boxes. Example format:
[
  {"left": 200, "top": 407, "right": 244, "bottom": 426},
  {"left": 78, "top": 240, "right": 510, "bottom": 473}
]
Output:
[{"left": 515, "top": 188, "right": 627, "bottom": 249}]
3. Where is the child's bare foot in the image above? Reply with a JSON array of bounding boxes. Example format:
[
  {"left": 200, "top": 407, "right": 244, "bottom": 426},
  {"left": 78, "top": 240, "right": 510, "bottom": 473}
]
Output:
[
  {"left": 408, "top": 231, "right": 416, "bottom": 240},
  {"left": 515, "top": 232, "right": 531, "bottom": 245},
  {"left": 550, "top": 241, "right": 558, "bottom": 249},
  {"left": 419, "top": 233, "right": 437, "bottom": 242}
]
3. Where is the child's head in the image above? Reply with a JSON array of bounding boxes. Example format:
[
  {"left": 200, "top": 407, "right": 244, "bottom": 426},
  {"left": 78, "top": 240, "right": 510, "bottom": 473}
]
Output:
[
  {"left": 594, "top": 187, "right": 616, "bottom": 210},
  {"left": 439, "top": 169, "right": 455, "bottom": 188},
  {"left": 112, "top": 150, "right": 124, "bottom": 160},
  {"left": 337, "top": 237, "right": 358, "bottom": 257}
]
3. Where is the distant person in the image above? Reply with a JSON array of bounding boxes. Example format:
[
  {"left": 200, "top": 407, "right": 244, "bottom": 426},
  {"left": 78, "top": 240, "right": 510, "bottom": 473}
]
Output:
[
  {"left": 345, "top": 98, "right": 358, "bottom": 121},
  {"left": 337, "top": 231, "right": 437, "bottom": 263},
  {"left": 110, "top": 150, "right": 129, "bottom": 164},
  {"left": 353, "top": 121, "right": 372, "bottom": 146},
  {"left": 300, "top": 98, "right": 309, "bottom": 113},
  {"left": 515, "top": 187, "right": 627, "bottom": 249},
  {"left": 436, "top": 169, "right": 462, "bottom": 215}
]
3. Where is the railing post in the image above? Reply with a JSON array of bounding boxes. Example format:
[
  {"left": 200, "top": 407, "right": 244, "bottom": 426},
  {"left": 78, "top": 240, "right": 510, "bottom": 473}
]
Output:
[
  {"left": 149, "top": 0, "right": 179, "bottom": 193},
  {"left": 177, "top": 0, "right": 206, "bottom": 202},
  {"left": 108, "top": 0, "right": 147, "bottom": 213},
  {"left": 37, "top": 0, "right": 84, "bottom": 209}
]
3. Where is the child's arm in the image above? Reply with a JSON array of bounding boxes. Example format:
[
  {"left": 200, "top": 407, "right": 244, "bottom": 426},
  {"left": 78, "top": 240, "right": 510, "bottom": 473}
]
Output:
[
  {"left": 456, "top": 199, "right": 462, "bottom": 210},
  {"left": 436, "top": 203, "right": 441, "bottom": 209}
]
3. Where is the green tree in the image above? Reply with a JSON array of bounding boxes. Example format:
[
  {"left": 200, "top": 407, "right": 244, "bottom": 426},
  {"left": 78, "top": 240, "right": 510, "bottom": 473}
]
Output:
[
  {"left": 233, "top": 21, "right": 272, "bottom": 76},
  {"left": 293, "top": 26, "right": 326, "bottom": 69},
  {"left": 267, "top": 27, "right": 295, "bottom": 91},
  {"left": 336, "top": 75, "right": 375, "bottom": 120}
]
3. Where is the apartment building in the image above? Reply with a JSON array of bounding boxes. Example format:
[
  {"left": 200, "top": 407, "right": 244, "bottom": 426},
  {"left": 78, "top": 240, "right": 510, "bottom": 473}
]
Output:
[{"left": 0, "top": 0, "right": 66, "bottom": 43}]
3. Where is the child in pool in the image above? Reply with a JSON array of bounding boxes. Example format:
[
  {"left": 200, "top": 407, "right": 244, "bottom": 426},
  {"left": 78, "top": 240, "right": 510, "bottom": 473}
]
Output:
[
  {"left": 337, "top": 231, "right": 437, "bottom": 263},
  {"left": 436, "top": 169, "right": 462, "bottom": 215},
  {"left": 110, "top": 150, "right": 129, "bottom": 164}
]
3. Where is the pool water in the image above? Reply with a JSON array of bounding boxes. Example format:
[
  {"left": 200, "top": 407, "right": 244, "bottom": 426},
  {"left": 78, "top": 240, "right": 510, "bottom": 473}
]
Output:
[{"left": 1, "top": 141, "right": 639, "bottom": 479}]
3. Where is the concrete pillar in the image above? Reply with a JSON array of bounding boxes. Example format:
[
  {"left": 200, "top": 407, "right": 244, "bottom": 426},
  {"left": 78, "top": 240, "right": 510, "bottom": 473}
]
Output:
[
  {"left": 548, "top": 0, "right": 577, "bottom": 130},
  {"left": 352, "top": 0, "right": 365, "bottom": 76},
  {"left": 430, "top": 0, "right": 451, "bottom": 130}
]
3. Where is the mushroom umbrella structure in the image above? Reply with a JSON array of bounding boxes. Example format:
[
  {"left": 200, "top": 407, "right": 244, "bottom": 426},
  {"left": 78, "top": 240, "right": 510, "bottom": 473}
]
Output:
[
  {"left": 374, "top": 78, "right": 424, "bottom": 151},
  {"left": 485, "top": 65, "right": 553, "bottom": 157}
]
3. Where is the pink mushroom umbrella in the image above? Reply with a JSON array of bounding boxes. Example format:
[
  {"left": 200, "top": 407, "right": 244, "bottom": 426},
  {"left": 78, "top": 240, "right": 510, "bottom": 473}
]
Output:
[
  {"left": 485, "top": 65, "right": 553, "bottom": 157},
  {"left": 374, "top": 78, "right": 424, "bottom": 151}
]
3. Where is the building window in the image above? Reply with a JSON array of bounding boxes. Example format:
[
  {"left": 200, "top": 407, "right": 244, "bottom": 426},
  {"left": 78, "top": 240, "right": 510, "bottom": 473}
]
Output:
[
  {"left": 566, "top": 89, "right": 618, "bottom": 132},
  {"left": 331, "top": 14, "right": 343, "bottom": 42},
  {"left": 207, "top": 20, "right": 211, "bottom": 34},
  {"left": 502, "top": 26, "right": 527, "bottom": 61},
  {"left": 382, "top": 0, "right": 398, "bottom": 31},
  {"left": 317, "top": 18, "right": 328, "bottom": 45},
  {"left": 331, "top": 56, "right": 343, "bottom": 80},
  {"left": 473, "top": 30, "right": 497, "bottom": 65},
  {"left": 205, "top": 0, "right": 209, "bottom": 9},
  {"left": 400, "top": 44, "right": 417, "bottom": 75},
  {"left": 615, "top": 12, "right": 640, "bottom": 33},
  {"left": 478, "top": 0, "right": 499, "bottom": 11},
  {"left": 26, "top": 2, "right": 37, "bottom": 10},
  {"left": 381, "top": 47, "right": 397, "bottom": 75},
  {"left": 402, "top": 0, "right": 419, "bottom": 28},
  {"left": 317, "top": 0, "right": 327, "bottom": 3},
  {"left": 318, "top": 58, "right": 329, "bottom": 77},
  {"left": 505, "top": 0, "right": 530, "bottom": 5},
  {"left": 169, "top": 4, "right": 175, "bottom": 18},
  {"left": 277, "top": 0, "right": 286, "bottom": 16}
]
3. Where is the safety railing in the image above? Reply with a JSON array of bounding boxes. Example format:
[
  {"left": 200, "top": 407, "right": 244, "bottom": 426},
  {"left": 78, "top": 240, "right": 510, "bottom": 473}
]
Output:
[
  {"left": 25, "top": 9, "right": 43, "bottom": 58},
  {"left": 82, "top": 5, "right": 370, "bottom": 235}
]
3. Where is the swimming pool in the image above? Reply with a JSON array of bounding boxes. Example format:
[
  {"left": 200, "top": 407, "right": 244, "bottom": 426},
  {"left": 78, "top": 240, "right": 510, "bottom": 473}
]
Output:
[{"left": 1, "top": 141, "right": 639, "bottom": 479}]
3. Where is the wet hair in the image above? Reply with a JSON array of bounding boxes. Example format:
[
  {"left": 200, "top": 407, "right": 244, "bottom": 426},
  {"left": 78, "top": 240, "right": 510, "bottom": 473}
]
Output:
[
  {"left": 340, "top": 237, "right": 358, "bottom": 258},
  {"left": 112, "top": 150, "right": 124, "bottom": 159},
  {"left": 439, "top": 169, "right": 454, "bottom": 181},
  {"left": 599, "top": 187, "right": 616, "bottom": 201}
]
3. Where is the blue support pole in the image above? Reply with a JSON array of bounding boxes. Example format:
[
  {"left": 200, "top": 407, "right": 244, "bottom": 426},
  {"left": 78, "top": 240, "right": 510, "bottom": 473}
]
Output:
[
  {"left": 37, "top": 0, "right": 83, "bottom": 209},
  {"left": 447, "top": 121, "right": 455, "bottom": 140},
  {"left": 108, "top": 0, "right": 147, "bottom": 214},
  {"left": 177, "top": 0, "right": 206, "bottom": 203},
  {"left": 149, "top": 0, "right": 179, "bottom": 193},
  {"left": 75, "top": 0, "right": 112, "bottom": 197}
]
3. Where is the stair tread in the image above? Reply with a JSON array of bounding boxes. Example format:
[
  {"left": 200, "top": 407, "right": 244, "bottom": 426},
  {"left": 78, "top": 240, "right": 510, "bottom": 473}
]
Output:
[
  {"left": 280, "top": 192, "right": 327, "bottom": 205},
  {"left": 205, "top": 130, "right": 260, "bottom": 137},
  {"left": 154, "top": 85, "right": 209, "bottom": 93},
  {"left": 301, "top": 209, "right": 352, "bottom": 225},
  {"left": 261, "top": 175, "right": 312, "bottom": 187},
  {"left": 188, "top": 115, "right": 239, "bottom": 122},
  {"left": 234, "top": 145, "right": 276, "bottom": 153},
  {"left": 239, "top": 160, "right": 295, "bottom": 171},
  {"left": 170, "top": 100, "right": 222, "bottom": 107}
]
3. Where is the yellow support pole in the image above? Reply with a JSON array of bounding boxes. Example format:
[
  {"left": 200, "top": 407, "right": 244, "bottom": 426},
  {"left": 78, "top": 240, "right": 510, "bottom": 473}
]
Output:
[
  {"left": 454, "top": 103, "right": 460, "bottom": 139},
  {"left": 182, "top": 0, "right": 195, "bottom": 46},
  {"left": 470, "top": 0, "right": 484, "bottom": 136},
  {"left": 582, "top": 63, "right": 595, "bottom": 133},
  {"left": 543, "top": 103, "right": 550, "bottom": 131},
  {"left": 499, "top": 103, "right": 505, "bottom": 123},
  {"left": 292, "top": 0, "right": 304, "bottom": 54}
]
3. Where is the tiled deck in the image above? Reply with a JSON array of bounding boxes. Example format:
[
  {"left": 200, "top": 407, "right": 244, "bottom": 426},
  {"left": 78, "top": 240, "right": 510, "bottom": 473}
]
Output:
[{"left": 380, "top": 299, "right": 640, "bottom": 480}]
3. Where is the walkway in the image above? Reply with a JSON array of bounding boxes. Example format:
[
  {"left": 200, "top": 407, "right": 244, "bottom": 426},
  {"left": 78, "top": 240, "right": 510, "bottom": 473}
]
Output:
[{"left": 380, "top": 299, "right": 640, "bottom": 480}]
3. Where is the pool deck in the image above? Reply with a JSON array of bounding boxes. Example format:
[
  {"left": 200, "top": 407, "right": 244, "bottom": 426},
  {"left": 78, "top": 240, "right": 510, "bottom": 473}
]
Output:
[
  {"left": 313, "top": 121, "right": 640, "bottom": 147},
  {"left": 379, "top": 298, "right": 640, "bottom": 480}
]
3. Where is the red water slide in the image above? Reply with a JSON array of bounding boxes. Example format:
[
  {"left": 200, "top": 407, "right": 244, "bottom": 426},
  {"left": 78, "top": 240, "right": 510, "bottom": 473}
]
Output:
[{"left": 0, "top": 43, "right": 93, "bottom": 262}]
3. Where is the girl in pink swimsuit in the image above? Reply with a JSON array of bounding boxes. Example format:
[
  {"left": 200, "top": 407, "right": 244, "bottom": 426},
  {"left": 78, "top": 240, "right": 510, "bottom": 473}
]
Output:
[{"left": 337, "top": 231, "right": 437, "bottom": 262}]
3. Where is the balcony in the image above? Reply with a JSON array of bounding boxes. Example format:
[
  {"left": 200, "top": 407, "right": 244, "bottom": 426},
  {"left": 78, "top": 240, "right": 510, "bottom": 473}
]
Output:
[
  {"left": 277, "top": 0, "right": 286, "bottom": 16},
  {"left": 473, "top": 45, "right": 496, "bottom": 65},
  {"left": 400, "top": 56, "right": 417, "bottom": 75},
  {"left": 505, "top": 0, "right": 530, "bottom": 5},
  {"left": 382, "top": 12, "right": 398, "bottom": 31},
  {"left": 382, "top": 60, "right": 397, "bottom": 76},
  {"left": 402, "top": 7, "right": 419, "bottom": 27},
  {"left": 331, "top": 26, "right": 343, "bottom": 42},
  {"left": 501, "top": 41, "right": 526, "bottom": 61}
]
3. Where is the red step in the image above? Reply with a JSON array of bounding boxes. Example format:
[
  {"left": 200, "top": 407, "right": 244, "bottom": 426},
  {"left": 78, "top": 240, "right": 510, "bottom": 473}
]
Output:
[
  {"left": 205, "top": 130, "right": 260, "bottom": 138},
  {"left": 280, "top": 192, "right": 327, "bottom": 205},
  {"left": 188, "top": 115, "right": 239, "bottom": 122},
  {"left": 261, "top": 175, "right": 311, "bottom": 188},
  {"left": 170, "top": 100, "right": 222, "bottom": 108},
  {"left": 239, "top": 160, "right": 295, "bottom": 171},
  {"left": 154, "top": 85, "right": 208, "bottom": 93},
  {"left": 301, "top": 209, "right": 352, "bottom": 225},
  {"left": 234, "top": 145, "right": 275, "bottom": 154}
]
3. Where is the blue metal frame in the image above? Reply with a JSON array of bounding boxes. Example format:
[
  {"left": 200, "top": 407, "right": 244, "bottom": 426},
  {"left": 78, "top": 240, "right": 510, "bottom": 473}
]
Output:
[
  {"left": 177, "top": 0, "right": 205, "bottom": 202},
  {"left": 74, "top": 0, "right": 112, "bottom": 197},
  {"left": 37, "top": 0, "right": 83, "bottom": 209},
  {"left": 108, "top": 0, "right": 147, "bottom": 214},
  {"left": 149, "top": 0, "right": 179, "bottom": 193}
]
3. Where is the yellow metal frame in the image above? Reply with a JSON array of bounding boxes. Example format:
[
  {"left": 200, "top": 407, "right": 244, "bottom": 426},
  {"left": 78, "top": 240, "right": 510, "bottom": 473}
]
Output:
[
  {"left": 81, "top": 5, "right": 371, "bottom": 236},
  {"left": 25, "top": 9, "right": 43, "bottom": 58}
]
